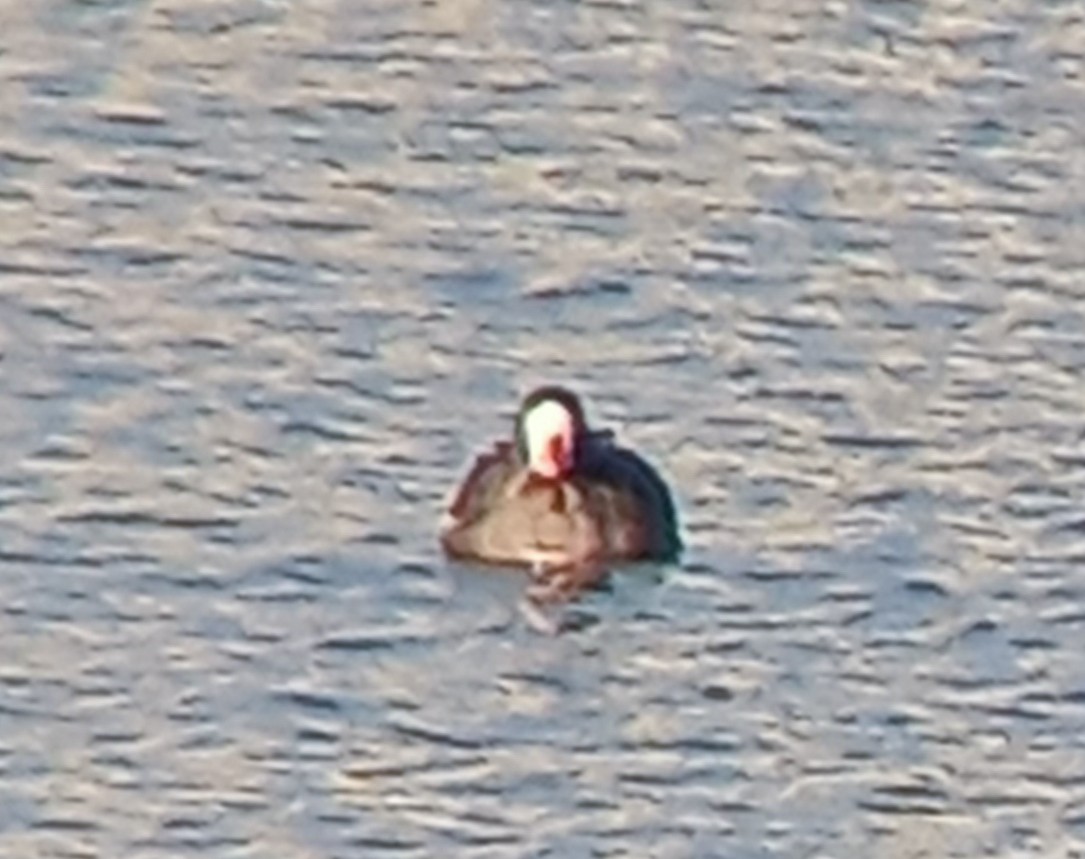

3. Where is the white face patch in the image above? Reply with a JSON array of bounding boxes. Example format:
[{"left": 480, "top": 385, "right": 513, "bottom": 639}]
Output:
[{"left": 523, "top": 399, "right": 575, "bottom": 478}]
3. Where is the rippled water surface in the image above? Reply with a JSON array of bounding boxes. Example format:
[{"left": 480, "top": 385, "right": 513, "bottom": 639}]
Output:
[{"left": 3, "top": 1, "right": 1085, "bottom": 856}]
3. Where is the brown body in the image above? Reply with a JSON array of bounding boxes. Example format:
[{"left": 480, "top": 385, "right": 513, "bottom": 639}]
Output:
[{"left": 440, "top": 432, "right": 681, "bottom": 570}]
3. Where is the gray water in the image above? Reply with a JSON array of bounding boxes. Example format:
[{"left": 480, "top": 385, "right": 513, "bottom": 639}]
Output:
[{"left": 3, "top": 1, "right": 1085, "bottom": 856}]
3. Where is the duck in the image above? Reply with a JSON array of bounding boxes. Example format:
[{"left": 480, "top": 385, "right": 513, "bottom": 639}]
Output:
[{"left": 440, "top": 386, "right": 681, "bottom": 600}]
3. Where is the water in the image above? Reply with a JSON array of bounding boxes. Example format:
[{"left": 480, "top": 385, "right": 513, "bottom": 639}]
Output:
[{"left": 2, "top": 0, "right": 1085, "bottom": 856}]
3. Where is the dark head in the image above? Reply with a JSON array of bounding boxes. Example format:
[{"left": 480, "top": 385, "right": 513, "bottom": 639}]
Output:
[{"left": 514, "top": 386, "right": 588, "bottom": 479}]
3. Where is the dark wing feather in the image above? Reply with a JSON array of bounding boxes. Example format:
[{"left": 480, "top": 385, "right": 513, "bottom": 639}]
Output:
[{"left": 576, "top": 433, "right": 682, "bottom": 560}]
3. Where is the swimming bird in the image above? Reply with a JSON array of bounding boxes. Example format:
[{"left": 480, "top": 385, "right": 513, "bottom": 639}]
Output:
[{"left": 440, "top": 386, "right": 681, "bottom": 601}]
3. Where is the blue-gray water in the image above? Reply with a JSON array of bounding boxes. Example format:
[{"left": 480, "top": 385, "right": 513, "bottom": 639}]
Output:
[{"left": 3, "top": 1, "right": 1085, "bottom": 856}]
